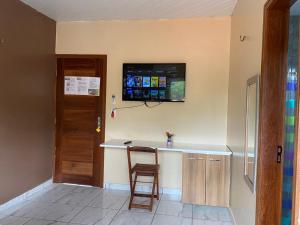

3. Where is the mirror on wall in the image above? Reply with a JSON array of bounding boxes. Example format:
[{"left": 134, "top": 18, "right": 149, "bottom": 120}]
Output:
[{"left": 244, "top": 75, "right": 260, "bottom": 193}]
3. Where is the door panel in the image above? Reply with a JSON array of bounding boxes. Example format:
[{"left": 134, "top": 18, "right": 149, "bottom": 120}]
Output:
[
  {"left": 63, "top": 109, "right": 95, "bottom": 134},
  {"left": 54, "top": 55, "right": 107, "bottom": 187},
  {"left": 205, "top": 155, "right": 227, "bottom": 207},
  {"left": 182, "top": 153, "right": 206, "bottom": 205},
  {"left": 61, "top": 161, "right": 93, "bottom": 176},
  {"left": 61, "top": 136, "right": 94, "bottom": 162}
]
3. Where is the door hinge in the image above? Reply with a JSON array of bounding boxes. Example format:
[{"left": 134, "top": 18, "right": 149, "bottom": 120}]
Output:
[{"left": 277, "top": 145, "right": 283, "bottom": 164}]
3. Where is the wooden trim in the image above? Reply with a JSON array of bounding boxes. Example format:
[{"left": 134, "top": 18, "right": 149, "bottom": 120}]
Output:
[
  {"left": 292, "top": 18, "right": 300, "bottom": 225},
  {"left": 293, "top": 73, "right": 300, "bottom": 225},
  {"left": 53, "top": 58, "right": 64, "bottom": 183},
  {"left": 56, "top": 54, "right": 107, "bottom": 59},
  {"left": 93, "top": 56, "right": 107, "bottom": 187},
  {"left": 257, "top": 0, "right": 290, "bottom": 224},
  {"left": 52, "top": 54, "right": 58, "bottom": 182}
]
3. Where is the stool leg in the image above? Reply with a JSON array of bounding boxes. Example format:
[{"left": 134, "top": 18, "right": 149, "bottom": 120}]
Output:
[
  {"left": 150, "top": 175, "right": 156, "bottom": 212},
  {"left": 128, "top": 173, "right": 137, "bottom": 210},
  {"left": 129, "top": 171, "right": 133, "bottom": 196},
  {"left": 156, "top": 173, "right": 160, "bottom": 200}
]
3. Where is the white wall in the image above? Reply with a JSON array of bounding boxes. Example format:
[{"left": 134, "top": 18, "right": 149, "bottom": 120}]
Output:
[
  {"left": 227, "top": 0, "right": 267, "bottom": 224},
  {"left": 56, "top": 17, "right": 231, "bottom": 189}
]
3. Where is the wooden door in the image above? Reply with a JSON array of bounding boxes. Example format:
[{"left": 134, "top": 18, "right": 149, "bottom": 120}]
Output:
[
  {"left": 205, "top": 155, "right": 230, "bottom": 207},
  {"left": 182, "top": 153, "right": 206, "bottom": 205},
  {"left": 54, "top": 55, "right": 107, "bottom": 187},
  {"left": 256, "top": 0, "right": 291, "bottom": 224}
]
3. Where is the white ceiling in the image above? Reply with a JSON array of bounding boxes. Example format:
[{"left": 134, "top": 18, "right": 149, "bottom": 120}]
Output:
[{"left": 20, "top": 0, "right": 237, "bottom": 22}]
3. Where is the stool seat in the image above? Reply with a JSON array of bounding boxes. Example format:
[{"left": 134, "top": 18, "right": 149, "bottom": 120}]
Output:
[{"left": 132, "top": 163, "right": 160, "bottom": 175}]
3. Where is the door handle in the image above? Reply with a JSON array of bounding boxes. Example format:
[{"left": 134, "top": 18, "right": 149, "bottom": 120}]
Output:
[
  {"left": 186, "top": 157, "right": 205, "bottom": 160},
  {"left": 277, "top": 145, "right": 283, "bottom": 164},
  {"left": 208, "top": 159, "right": 221, "bottom": 162},
  {"left": 96, "top": 116, "right": 101, "bottom": 133},
  {"left": 97, "top": 116, "right": 101, "bottom": 128}
]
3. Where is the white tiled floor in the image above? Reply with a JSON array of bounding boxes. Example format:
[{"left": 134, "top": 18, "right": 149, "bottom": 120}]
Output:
[{"left": 0, "top": 184, "right": 234, "bottom": 225}]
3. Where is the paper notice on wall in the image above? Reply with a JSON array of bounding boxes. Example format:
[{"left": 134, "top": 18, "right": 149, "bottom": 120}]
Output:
[
  {"left": 76, "top": 77, "right": 89, "bottom": 95},
  {"left": 88, "top": 77, "right": 100, "bottom": 96},
  {"left": 64, "top": 76, "right": 100, "bottom": 96},
  {"left": 64, "top": 76, "right": 77, "bottom": 95}
]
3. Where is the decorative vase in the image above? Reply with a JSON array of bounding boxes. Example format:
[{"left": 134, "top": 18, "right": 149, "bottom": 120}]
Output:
[{"left": 167, "top": 137, "right": 173, "bottom": 147}]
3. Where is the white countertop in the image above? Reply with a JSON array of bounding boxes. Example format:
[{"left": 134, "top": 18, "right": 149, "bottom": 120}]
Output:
[{"left": 100, "top": 139, "right": 232, "bottom": 156}]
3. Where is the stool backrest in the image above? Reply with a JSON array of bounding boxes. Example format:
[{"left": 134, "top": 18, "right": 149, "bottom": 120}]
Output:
[{"left": 127, "top": 146, "right": 158, "bottom": 171}]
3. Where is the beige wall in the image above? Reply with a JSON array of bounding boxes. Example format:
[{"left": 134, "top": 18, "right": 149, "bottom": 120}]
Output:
[
  {"left": 56, "top": 17, "right": 231, "bottom": 188},
  {"left": 227, "top": 0, "right": 267, "bottom": 224},
  {"left": 0, "top": 0, "right": 56, "bottom": 203}
]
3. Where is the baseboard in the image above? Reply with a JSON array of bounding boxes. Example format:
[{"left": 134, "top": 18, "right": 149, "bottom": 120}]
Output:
[
  {"left": 0, "top": 179, "right": 53, "bottom": 212},
  {"left": 104, "top": 183, "right": 182, "bottom": 196},
  {"left": 228, "top": 207, "right": 237, "bottom": 225}
]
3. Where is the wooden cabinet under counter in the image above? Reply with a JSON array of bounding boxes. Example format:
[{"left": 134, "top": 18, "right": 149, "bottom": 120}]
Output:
[
  {"left": 182, "top": 153, "right": 231, "bottom": 207},
  {"left": 182, "top": 153, "right": 206, "bottom": 205}
]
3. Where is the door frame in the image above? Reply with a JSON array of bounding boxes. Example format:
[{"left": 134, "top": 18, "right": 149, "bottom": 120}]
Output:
[
  {"left": 257, "top": 0, "right": 298, "bottom": 224},
  {"left": 294, "top": 24, "right": 300, "bottom": 225},
  {"left": 54, "top": 54, "right": 107, "bottom": 187}
]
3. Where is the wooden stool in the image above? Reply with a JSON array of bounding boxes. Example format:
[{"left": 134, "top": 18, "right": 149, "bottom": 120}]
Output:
[{"left": 127, "top": 146, "right": 160, "bottom": 212}]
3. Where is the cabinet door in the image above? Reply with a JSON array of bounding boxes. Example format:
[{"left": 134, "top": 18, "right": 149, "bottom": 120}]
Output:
[
  {"left": 182, "top": 153, "right": 206, "bottom": 204},
  {"left": 205, "top": 155, "right": 230, "bottom": 207}
]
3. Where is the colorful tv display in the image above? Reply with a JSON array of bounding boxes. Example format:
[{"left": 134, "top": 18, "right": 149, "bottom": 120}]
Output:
[{"left": 123, "top": 63, "right": 186, "bottom": 102}]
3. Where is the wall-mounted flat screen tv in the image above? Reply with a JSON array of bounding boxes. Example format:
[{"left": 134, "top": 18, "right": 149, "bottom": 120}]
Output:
[{"left": 123, "top": 63, "right": 186, "bottom": 102}]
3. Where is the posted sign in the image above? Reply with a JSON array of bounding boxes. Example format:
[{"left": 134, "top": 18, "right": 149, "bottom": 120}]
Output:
[{"left": 64, "top": 76, "right": 100, "bottom": 96}]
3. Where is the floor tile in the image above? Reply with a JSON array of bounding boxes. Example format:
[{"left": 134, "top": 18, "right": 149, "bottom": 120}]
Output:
[
  {"left": 193, "top": 220, "right": 222, "bottom": 225},
  {"left": 0, "top": 201, "right": 30, "bottom": 219},
  {"left": 51, "top": 184, "right": 77, "bottom": 193},
  {"left": 110, "top": 210, "right": 153, "bottom": 225},
  {"left": 181, "top": 204, "right": 193, "bottom": 218},
  {"left": 193, "top": 206, "right": 209, "bottom": 220},
  {"left": 71, "top": 186, "right": 101, "bottom": 194},
  {"left": 12, "top": 202, "right": 83, "bottom": 222},
  {"left": 0, "top": 184, "right": 234, "bottom": 225},
  {"left": 12, "top": 202, "right": 51, "bottom": 218},
  {"left": 203, "top": 207, "right": 220, "bottom": 221},
  {"left": 160, "top": 194, "right": 181, "bottom": 202},
  {"left": 89, "top": 192, "right": 128, "bottom": 210},
  {"left": 121, "top": 197, "right": 159, "bottom": 213},
  {"left": 55, "top": 191, "right": 99, "bottom": 206},
  {"left": 217, "top": 208, "right": 232, "bottom": 222},
  {"left": 193, "top": 206, "right": 232, "bottom": 222},
  {"left": 48, "top": 223, "right": 66, "bottom": 225},
  {"left": 26, "top": 186, "right": 72, "bottom": 203},
  {"left": 25, "top": 184, "right": 57, "bottom": 200},
  {"left": 156, "top": 201, "right": 192, "bottom": 217},
  {"left": 70, "top": 207, "right": 117, "bottom": 225},
  {"left": 41, "top": 203, "right": 83, "bottom": 222},
  {"left": 102, "top": 190, "right": 130, "bottom": 197},
  {"left": 0, "top": 216, "right": 30, "bottom": 225},
  {"left": 24, "top": 219, "right": 66, "bottom": 225},
  {"left": 152, "top": 214, "right": 192, "bottom": 225}
]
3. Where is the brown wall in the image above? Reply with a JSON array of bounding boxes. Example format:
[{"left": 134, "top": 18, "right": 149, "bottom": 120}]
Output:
[{"left": 0, "top": 0, "right": 56, "bottom": 203}]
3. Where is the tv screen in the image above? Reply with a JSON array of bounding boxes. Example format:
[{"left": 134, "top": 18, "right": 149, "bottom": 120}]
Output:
[{"left": 123, "top": 63, "right": 186, "bottom": 102}]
